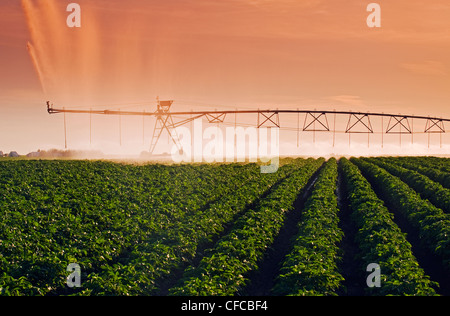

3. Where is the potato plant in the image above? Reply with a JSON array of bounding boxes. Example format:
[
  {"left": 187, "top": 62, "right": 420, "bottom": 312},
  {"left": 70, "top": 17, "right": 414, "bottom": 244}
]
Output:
[
  {"left": 341, "top": 158, "right": 438, "bottom": 296},
  {"left": 169, "top": 159, "right": 324, "bottom": 296},
  {"left": 352, "top": 158, "right": 450, "bottom": 272},
  {"left": 1, "top": 157, "right": 449, "bottom": 296},
  {"left": 273, "top": 158, "right": 344, "bottom": 296}
]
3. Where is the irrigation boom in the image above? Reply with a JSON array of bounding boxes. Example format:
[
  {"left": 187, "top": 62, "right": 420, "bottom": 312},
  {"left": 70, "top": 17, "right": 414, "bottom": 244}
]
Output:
[
  {"left": 47, "top": 101, "right": 450, "bottom": 122},
  {"left": 46, "top": 100, "right": 449, "bottom": 152}
]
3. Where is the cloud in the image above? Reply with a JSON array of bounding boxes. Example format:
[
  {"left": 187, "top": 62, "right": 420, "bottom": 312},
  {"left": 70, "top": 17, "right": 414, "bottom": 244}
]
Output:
[{"left": 400, "top": 60, "right": 447, "bottom": 76}]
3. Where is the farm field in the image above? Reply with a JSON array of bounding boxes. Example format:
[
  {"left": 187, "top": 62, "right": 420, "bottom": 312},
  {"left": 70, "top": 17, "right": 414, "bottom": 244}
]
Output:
[{"left": 0, "top": 157, "right": 449, "bottom": 296}]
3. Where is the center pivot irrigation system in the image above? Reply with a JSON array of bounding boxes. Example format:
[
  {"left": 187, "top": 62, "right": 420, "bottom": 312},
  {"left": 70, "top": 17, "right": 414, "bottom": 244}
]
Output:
[{"left": 47, "top": 100, "right": 450, "bottom": 153}]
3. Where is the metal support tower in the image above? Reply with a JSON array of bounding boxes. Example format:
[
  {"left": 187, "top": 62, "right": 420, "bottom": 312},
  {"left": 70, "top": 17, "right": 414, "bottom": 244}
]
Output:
[{"left": 149, "top": 100, "right": 181, "bottom": 154}]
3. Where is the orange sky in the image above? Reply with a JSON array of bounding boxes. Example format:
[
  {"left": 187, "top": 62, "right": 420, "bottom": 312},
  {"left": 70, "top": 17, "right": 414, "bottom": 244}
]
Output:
[{"left": 1, "top": 0, "right": 450, "bottom": 156}]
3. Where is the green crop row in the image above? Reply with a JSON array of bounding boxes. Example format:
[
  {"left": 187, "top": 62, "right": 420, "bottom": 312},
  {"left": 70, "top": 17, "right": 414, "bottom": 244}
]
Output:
[
  {"left": 395, "top": 156, "right": 450, "bottom": 174},
  {"left": 384, "top": 157, "right": 450, "bottom": 190},
  {"left": 366, "top": 157, "right": 450, "bottom": 214},
  {"left": 168, "top": 159, "right": 324, "bottom": 296},
  {"left": 351, "top": 158, "right": 450, "bottom": 272},
  {"left": 341, "top": 158, "right": 438, "bottom": 296},
  {"left": 2, "top": 157, "right": 448, "bottom": 296},
  {"left": 0, "top": 160, "right": 263, "bottom": 295},
  {"left": 272, "top": 158, "right": 344, "bottom": 296},
  {"left": 78, "top": 159, "right": 307, "bottom": 295}
]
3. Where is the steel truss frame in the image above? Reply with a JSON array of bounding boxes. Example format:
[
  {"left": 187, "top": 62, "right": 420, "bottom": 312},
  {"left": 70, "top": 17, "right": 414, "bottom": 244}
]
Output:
[{"left": 46, "top": 101, "right": 450, "bottom": 153}]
